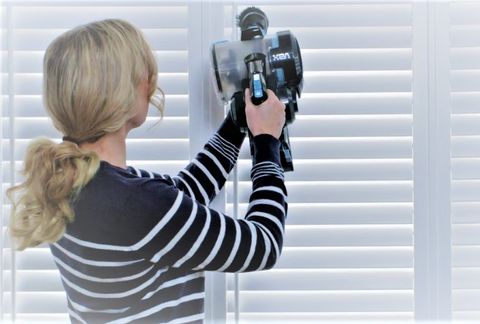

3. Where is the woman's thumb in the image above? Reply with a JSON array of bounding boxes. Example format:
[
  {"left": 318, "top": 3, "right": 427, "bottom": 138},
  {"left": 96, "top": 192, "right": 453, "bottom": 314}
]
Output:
[{"left": 244, "top": 88, "right": 252, "bottom": 105}]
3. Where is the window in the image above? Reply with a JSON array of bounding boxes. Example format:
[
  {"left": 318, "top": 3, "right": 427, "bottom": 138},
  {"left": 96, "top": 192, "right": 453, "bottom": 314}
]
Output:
[{"left": 1, "top": 1, "right": 479, "bottom": 323}]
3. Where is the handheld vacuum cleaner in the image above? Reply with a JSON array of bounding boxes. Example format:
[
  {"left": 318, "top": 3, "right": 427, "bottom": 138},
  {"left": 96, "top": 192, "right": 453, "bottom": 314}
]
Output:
[{"left": 211, "top": 7, "right": 304, "bottom": 171}]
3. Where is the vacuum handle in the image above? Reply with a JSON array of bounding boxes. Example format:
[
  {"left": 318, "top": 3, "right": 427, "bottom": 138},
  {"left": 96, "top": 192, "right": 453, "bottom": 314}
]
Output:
[
  {"left": 250, "top": 72, "right": 268, "bottom": 105},
  {"left": 245, "top": 53, "right": 268, "bottom": 105}
]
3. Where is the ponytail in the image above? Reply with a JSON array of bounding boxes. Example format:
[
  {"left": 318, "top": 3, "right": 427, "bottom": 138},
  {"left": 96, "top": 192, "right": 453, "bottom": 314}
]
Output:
[{"left": 7, "top": 138, "right": 100, "bottom": 250}]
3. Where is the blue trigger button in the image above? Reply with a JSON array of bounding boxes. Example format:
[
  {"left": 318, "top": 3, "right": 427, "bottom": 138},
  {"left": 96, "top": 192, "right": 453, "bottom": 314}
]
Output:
[{"left": 253, "top": 75, "right": 263, "bottom": 98}]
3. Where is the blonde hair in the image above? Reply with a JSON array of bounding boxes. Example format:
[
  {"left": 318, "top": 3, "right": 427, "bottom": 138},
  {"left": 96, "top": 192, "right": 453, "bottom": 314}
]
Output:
[{"left": 7, "top": 19, "right": 163, "bottom": 250}]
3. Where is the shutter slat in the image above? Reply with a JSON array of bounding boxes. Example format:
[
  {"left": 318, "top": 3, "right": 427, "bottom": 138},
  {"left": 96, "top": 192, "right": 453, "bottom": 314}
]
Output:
[
  {"left": 4, "top": 248, "right": 56, "bottom": 270},
  {"left": 451, "top": 48, "right": 480, "bottom": 70},
  {"left": 298, "top": 92, "right": 412, "bottom": 115},
  {"left": 302, "top": 49, "right": 411, "bottom": 71},
  {"left": 451, "top": 70, "right": 480, "bottom": 92},
  {"left": 261, "top": 4, "right": 411, "bottom": 28},
  {"left": 451, "top": 26, "right": 480, "bottom": 47},
  {"left": 453, "top": 268, "right": 480, "bottom": 289},
  {"left": 452, "top": 180, "right": 480, "bottom": 201},
  {"left": 453, "top": 312, "right": 480, "bottom": 321},
  {"left": 270, "top": 26, "right": 412, "bottom": 49},
  {"left": 227, "top": 291, "right": 413, "bottom": 312},
  {"left": 283, "top": 225, "right": 413, "bottom": 247},
  {"left": 452, "top": 114, "right": 480, "bottom": 135},
  {"left": 453, "top": 158, "right": 480, "bottom": 179},
  {"left": 15, "top": 314, "right": 70, "bottom": 322},
  {"left": 453, "top": 246, "right": 480, "bottom": 267},
  {"left": 4, "top": 270, "right": 64, "bottom": 292},
  {"left": 227, "top": 312, "right": 413, "bottom": 322},
  {"left": 450, "top": 3, "right": 480, "bottom": 25},
  {"left": 452, "top": 136, "right": 480, "bottom": 158},
  {"left": 453, "top": 290, "right": 480, "bottom": 311},
  {"left": 4, "top": 292, "right": 67, "bottom": 313},
  {"left": 452, "top": 202, "right": 480, "bottom": 224},
  {"left": 228, "top": 269, "right": 413, "bottom": 290},
  {"left": 452, "top": 224, "right": 480, "bottom": 245},
  {"left": 302, "top": 71, "right": 411, "bottom": 93},
  {"left": 11, "top": 6, "right": 188, "bottom": 29},
  {"left": 276, "top": 247, "right": 413, "bottom": 269},
  {"left": 8, "top": 28, "right": 188, "bottom": 50},
  {"left": 451, "top": 92, "right": 480, "bottom": 113},
  {"left": 290, "top": 115, "right": 411, "bottom": 137}
]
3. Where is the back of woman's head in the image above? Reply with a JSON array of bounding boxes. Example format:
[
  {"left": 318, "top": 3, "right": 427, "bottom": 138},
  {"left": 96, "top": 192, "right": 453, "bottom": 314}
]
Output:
[
  {"left": 45, "top": 18, "right": 162, "bottom": 141},
  {"left": 8, "top": 19, "right": 162, "bottom": 250}
]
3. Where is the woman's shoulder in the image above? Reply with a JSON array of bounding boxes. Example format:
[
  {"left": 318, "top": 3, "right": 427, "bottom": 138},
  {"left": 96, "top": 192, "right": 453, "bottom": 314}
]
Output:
[
  {"left": 77, "top": 161, "right": 177, "bottom": 208},
  {"left": 97, "top": 160, "right": 175, "bottom": 185},
  {"left": 66, "top": 161, "right": 181, "bottom": 245}
]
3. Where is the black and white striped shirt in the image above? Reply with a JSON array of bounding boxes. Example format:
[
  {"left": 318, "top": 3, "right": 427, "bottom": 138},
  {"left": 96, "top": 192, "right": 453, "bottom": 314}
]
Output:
[{"left": 50, "top": 115, "right": 287, "bottom": 323}]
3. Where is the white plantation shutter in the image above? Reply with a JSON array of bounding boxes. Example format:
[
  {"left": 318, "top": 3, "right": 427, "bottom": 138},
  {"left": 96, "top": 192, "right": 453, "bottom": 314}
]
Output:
[
  {"left": 450, "top": 1, "right": 480, "bottom": 321},
  {"left": 2, "top": 1, "right": 480, "bottom": 323},
  {"left": 224, "top": 2, "right": 414, "bottom": 322},
  {"left": 1, "top": 1, "right": 190, "bottom": 321}
]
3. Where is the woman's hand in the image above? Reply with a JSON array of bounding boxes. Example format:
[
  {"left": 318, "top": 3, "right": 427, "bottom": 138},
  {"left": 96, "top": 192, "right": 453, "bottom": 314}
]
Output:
[{"left": 245, "top": 88, "right": 286, "bottom": 139}]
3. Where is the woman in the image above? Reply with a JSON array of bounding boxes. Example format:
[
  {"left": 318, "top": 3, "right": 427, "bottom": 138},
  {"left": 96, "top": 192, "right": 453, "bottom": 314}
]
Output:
[{"left": 8, "top": 19, "right": 287, "bottom": 323}]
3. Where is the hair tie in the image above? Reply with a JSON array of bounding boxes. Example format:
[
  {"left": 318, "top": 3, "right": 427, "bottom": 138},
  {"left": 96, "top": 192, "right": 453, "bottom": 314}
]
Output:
[
  {"left": 62, "top": 136, "right": 80, "bottom": 145},
  {"left": 62, "top": 133, "right": 105, "bottom": 145}
]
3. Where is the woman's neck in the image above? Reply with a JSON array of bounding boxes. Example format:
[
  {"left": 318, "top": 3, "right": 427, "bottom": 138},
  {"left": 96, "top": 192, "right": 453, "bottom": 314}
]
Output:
[{"left": 80, "top": 125, "right": 129, "bottom": 170}]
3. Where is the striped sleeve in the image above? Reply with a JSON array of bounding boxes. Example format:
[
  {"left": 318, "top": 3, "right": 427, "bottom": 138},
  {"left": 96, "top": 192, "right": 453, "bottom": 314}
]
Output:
[
  {"left": 160, "top": 135, "right": 287, "bottom": 272},
  {"left": 172, "top": 114, "right": 246, "bottom": 205}
]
